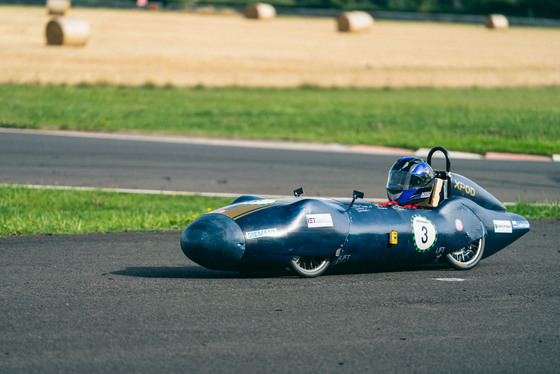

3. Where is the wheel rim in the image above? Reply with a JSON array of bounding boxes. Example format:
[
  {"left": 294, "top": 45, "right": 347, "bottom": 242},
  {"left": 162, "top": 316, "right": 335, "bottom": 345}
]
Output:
[
  {"left": 448, "top": 237, "right": 485, "bottom": 268},
  {"left": 290, "top": 255, "right": 331, "bottom": 277},
  {"left": 450, "top": 241, "right": 478, "bottom": 263}
]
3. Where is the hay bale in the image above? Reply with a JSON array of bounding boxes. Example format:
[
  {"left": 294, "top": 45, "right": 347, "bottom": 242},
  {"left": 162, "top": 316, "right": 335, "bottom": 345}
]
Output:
[
  {"left": 337, "top": 11, "right": 374, "bottom": 33},
  {"left": 485, "top": 14, "right": 509, "bottom": 29},
  {"left": 243, "top": 3, "right": 275, "bottom": 20},
  {"left": 46, "top": 0, "right": 70, "bottom": 16},
  {"left": 45, "top": 17, "right": 90, "bottom": 46}
]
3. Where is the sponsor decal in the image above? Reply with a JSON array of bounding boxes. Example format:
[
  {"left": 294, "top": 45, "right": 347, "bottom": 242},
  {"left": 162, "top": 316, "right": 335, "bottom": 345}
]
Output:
[
  {"left": 306, "top": 214, "right": 334, "bottom": 228},
  {"left": 245, "top": 228, "right": 278, "bottom": 240},
  {"left": 493, "top": 220, "right": 513, "bottom": 233},
  {"left": 354, "top": 205, "right": 372, "bottom": 213},
  {"left": 421, "top": 191, "right": 432, "bottom": 199},
  {"left": 411, "top": 215, "right": 438, "bottom": 253},
  {"left": 512, "top": 220, "right": 530, "bottom": 229},
  {"left": 453, "top": 180, "right": 476, "bottom": 197},
  {"left": 455, "top": 219, "right": 464, "bottom": 232}
]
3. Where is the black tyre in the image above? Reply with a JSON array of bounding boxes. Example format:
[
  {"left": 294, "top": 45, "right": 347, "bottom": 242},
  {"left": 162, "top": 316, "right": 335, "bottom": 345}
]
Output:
[
  {"left": 446, "top": 236, "right": 486, "bottom": 270},
  {"left": 290, "top": 255, "right": 332, "bottom": 278}
]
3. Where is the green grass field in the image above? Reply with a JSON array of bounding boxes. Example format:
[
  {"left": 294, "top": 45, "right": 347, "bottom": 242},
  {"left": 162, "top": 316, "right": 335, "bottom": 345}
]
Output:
[
  {"left": 0, "top": 186, "right": 233, "bottom": 237},
  {"left": 1, "top": 84, "right": 559, "bottom": 156},
  {"left": 0, "top": 186, "right": 557, "bottom": 237}
]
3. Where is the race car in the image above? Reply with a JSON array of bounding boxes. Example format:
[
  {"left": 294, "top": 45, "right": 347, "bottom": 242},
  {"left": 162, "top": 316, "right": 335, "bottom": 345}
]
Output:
[{"left": 180, "top": 147, "right": 530, "bottom": 277}]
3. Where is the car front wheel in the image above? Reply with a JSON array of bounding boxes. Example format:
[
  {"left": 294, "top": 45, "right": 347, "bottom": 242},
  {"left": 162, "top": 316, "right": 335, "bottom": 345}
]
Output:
[
  {"left": 290, "top": 255, "right": 332, "bottom": 278},
  {"left": 446, "top": 236, "right": 486, "bottom": 270}
]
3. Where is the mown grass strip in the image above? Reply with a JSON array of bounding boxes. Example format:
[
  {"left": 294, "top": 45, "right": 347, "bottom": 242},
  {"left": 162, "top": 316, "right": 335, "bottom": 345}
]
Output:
[
  {"left": 1, "top": 84, "right": 558, "bottom": 156},
  {"left": 0, "top": 185, "right": 557, "bottom": 237},
  {"left": 0, "top": 185, "right": 233, "bottom": 237},
  {"left": 506, "top": 201, "right": 560, "bottom": 220}
]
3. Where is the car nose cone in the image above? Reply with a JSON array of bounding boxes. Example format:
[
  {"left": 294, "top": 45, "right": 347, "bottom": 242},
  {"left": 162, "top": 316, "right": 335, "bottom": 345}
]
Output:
[{"left": 180, "top": 214, "right": 246, "bottom": 271}]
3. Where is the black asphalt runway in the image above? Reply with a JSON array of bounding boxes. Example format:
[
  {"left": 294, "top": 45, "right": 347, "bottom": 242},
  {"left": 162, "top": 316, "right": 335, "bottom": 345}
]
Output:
[
  {"left": 1, "top": 220, "right": 559, "bottom": 373},
  {"left": 1, "top": 130, "right": 559, "bottom": 202}
]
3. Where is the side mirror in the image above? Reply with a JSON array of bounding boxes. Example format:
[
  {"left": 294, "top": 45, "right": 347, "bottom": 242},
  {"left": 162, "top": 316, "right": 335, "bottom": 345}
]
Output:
[
  {"left": 349, "top": 190, "right": 364, "bottom": 209},
  {"left": 293, "top": 187, "right": 304, "bottom": 198}
]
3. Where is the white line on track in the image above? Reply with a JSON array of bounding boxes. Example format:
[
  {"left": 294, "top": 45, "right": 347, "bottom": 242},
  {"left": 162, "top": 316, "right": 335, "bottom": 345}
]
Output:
[
  {"left": 433, "top": 278, "right": 468, "bottom": 282},
  {"left": 2, "top": 183, "right": 262, "bottom": 199},
  {"left": 2, "top": 183, "right": 388, "bottom": 202}
]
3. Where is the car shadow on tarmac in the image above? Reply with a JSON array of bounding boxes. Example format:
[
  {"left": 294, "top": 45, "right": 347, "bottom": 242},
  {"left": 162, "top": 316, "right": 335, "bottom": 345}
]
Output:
[
  {"left": 110, "top": 266, "right": 290, "bottom": 279},
  {"left": 111, "top": 263, "right": 453, "bottom": 279}
]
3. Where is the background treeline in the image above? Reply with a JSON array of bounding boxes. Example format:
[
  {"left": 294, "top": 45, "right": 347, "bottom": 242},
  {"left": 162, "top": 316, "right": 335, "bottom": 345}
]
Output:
[{"left": 196, "top": 0, "right": 560, "bottom": 18}]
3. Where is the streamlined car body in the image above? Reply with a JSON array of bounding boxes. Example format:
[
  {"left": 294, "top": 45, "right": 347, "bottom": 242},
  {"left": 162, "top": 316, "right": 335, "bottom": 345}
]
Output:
[{"left": 180, "top": 148, "right": 530, "bottom": 277}]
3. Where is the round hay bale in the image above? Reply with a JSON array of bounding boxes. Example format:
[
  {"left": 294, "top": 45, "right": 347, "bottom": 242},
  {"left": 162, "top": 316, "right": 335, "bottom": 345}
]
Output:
[
  {"left": 46, "top": 0, "right": 70, "bottom": 16},
  {"left": 45, "top": 17, "right": 90, "bottom": 46},
  {"left": 243, "top": 3, "right": 275, "bottom": 20},
  {"left": 485, "top": 14, "right": 509, "bottom": 29},
  {"left": 337, "top": 11, "right": 374, "bottom": 33}
]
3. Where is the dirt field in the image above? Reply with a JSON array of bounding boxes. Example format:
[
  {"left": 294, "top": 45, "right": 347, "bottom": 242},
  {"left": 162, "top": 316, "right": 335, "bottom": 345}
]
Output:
[{"left": 1, "top": 5, "right": 560, "bottom": 87}]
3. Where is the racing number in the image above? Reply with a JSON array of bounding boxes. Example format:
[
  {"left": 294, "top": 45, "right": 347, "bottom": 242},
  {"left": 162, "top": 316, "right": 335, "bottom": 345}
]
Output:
[
  {"left": 421, "top": 225, "right": 429, "bottom": 244},
  {"left": 412, "top": 215, "right": 438, "bottom": 252}
]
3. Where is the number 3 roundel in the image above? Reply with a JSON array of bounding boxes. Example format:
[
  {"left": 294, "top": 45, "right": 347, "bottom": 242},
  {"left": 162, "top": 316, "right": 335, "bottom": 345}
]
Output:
[{"left": 411, "top": 215, "right": 438, "bottom": 252}]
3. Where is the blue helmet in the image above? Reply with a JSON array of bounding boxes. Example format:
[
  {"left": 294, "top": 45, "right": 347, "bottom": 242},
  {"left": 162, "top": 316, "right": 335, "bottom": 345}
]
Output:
[{"left": 386, "top": 157, "right": 435, "bottom": 205}]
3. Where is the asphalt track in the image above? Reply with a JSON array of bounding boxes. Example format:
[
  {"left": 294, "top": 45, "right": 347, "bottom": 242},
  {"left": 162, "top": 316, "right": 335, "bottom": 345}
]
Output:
[
  {"left": 1, "top": 129, "right": 559, "bottom": 202},
  {"left": 1, "top": 220, "right": 559, "bottom": 373}
]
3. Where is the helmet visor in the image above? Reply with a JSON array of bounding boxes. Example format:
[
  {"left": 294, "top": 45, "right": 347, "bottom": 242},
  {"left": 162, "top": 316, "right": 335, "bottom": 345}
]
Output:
[{"left": 386, "top": 170, "right": 425, "bottom": 192}]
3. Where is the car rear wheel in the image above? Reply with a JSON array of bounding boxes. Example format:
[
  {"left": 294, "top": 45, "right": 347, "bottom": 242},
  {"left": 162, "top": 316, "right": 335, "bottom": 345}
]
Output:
[
  {"left": 290, "top": 255, "right": 331, "bottom": 278},
  {"left": 446, "top": 236, "right": 485, "bottom": 270}
]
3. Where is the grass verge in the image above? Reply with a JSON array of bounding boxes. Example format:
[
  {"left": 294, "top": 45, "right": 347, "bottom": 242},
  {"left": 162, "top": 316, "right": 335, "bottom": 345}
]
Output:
[
  {"left": 0, "top": 185, "right": 233, "bottom": 237},
  {"left": 0, "top": 185, "right": 557, "bottom": 237},
  {"left": 506, "top": 201, "right": 560, "bottom": 220},
  {"left": 1, "top": 84, "right": 559, "bottom": 156}
]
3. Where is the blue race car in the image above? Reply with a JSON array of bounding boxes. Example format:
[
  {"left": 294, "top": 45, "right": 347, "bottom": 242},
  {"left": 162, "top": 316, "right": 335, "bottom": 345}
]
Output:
[{"left": 180, "top": 147, "right": 530, "bottom": 277}]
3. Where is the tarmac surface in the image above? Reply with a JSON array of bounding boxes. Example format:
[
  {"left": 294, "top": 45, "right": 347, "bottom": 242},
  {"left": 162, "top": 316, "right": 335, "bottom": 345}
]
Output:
[
  {"left": 1, "top": 220, "right": 559, "bottom": 373},
  {"left": 2, "top": 129, "right": 559, "bottom": 372}
]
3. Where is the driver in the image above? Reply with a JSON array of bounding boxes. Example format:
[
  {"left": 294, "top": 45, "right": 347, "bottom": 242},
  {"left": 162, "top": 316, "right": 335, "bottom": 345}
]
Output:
[{"left": 379, "top": 157, "right": 435, "bottom": 209}]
